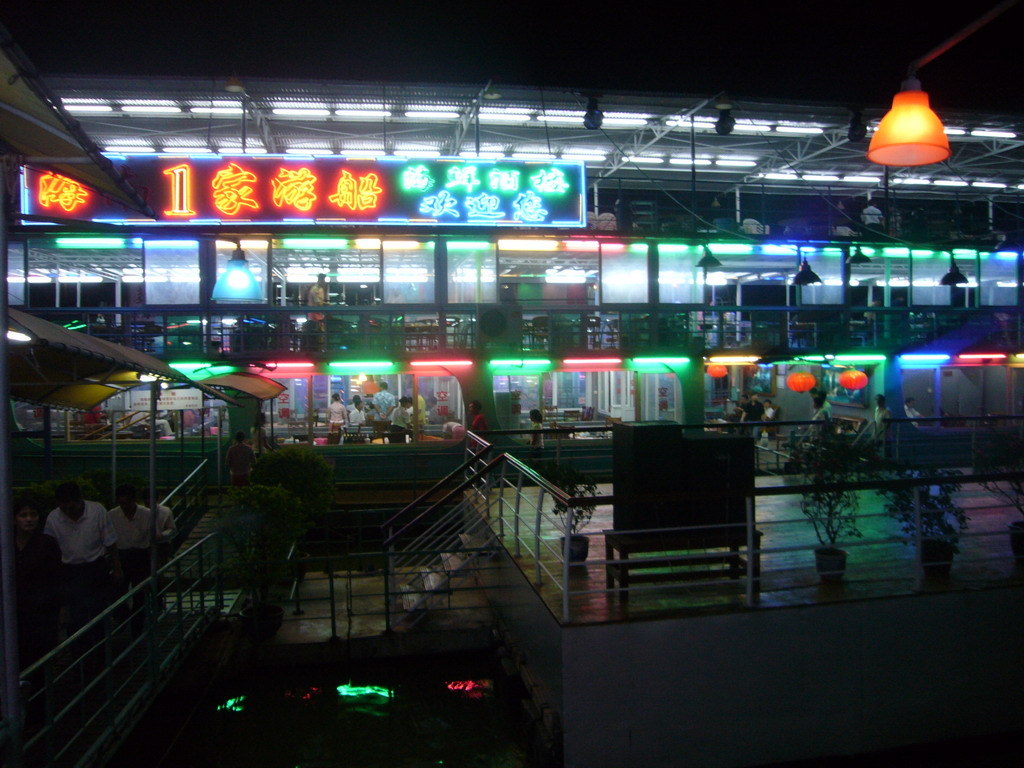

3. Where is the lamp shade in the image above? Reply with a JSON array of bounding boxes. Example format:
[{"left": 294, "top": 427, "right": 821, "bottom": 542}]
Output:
[
  {"left": 939, "top": 260, "right": 969, "bottom": 286},
  {"left": 706, "top": 364, "right": 729, "bottom": 378},
  {"left": 792, "top": 259, "right": 822, "bottom": 286},
  {"left": 838, "top": 369, "right": 869, "bottom": 391},
  {"left": 212, "top": 248, "right": 264, "bottom": 302},
  {"left": 786, "top": 371, "right": 817, "bottom": 392},
  {"left": 867, "top": 89, "right": 950, "bottom": 167}
]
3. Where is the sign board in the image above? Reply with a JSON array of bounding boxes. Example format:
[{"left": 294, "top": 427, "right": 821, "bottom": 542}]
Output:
[
  {"left": 127, "top": 387, "right": 206, "bottom": 411},
  {"left": 23, "top": 157, "right": 586, "bottom": 228}
]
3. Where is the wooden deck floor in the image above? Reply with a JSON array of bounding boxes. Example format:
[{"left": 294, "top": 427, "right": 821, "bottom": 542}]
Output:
[{"left": 483, "top": 477, "right": 1024, "bottom": 625}]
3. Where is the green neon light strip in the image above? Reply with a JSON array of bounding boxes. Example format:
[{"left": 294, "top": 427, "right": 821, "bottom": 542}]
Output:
[
  {"left": 328, "top": 361, "right": 394, "bottom": 369},
  {"left": 658, "top": 244, "right": 696, "bottom": 254},
  {"left": 632, "top": 357, "right": 691, "bottom": 364},
  {"left": 280, "top": 238, "right": 351, "bottom": 249},
  {"left": 628, "top": 244, "right": 648, "bottom": 253},
  {"left": 55, "top": 238, "right": 126, "bottom": 248},
  {"left": 168, "top": 362, "right": 211, "bottom": 371},
  {"left": 708, "top": 244, "right": 754, "bottom": 255},
  {"left": 833, "top": 354, "right": 887, "bottom": 362},
  {"left": 336, "top": 684, "right": 392, "bottom": 699},
  {"left": 489, "top": 359, "right": 552, "bottom": 366}
]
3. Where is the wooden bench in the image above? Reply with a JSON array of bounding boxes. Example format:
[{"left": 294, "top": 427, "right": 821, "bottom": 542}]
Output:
[{"left": 604, "top": 527, "right": 761, "bottom": 602}]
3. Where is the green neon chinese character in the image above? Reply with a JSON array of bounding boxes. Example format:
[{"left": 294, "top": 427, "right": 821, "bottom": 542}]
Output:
[
  {"left": 446, "top": 165, "right": 481, "bottom": 193},
  {"left": 530, "top": 168, "right": 569, "bottom": 195},
  {"left": 488, "top": 169, "right": 520, "bottom": 192},
  {"left": 402, "top": 165, "right": 435, "bottom": 192}
]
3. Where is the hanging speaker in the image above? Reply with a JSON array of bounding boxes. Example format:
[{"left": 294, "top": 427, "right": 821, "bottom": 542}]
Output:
[{"left": 477, "top": 306, "right": 522, "bottom": 347}]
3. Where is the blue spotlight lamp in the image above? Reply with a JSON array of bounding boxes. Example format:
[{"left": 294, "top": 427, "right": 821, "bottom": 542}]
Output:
[{"left": 212, "top": 245, "right": 263, "bottom": 302}]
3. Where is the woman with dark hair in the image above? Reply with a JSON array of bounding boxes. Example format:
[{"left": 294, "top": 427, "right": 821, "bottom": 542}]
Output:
[{"left": 13, "top": 498, "right": 62, "bottom": 667}]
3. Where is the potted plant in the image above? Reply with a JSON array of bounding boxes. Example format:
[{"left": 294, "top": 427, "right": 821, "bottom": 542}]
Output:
[
  {"left": 249, "top": 445, "right": 334, "bottom": 553},
  {"left": 533, "top": 460, "right": 598, "bottom": 562},
  {"left": 879, "top": 467, "right": 969, "bottom": 578},
  {"left": 974, "top": 431, "right": 1024, "bottom": 562},
  {"left": 218, "top": 484, "right": 309, "bottom": 639},
  {"left": 790, "top": 428, "right": 878, "bottom": 582}
]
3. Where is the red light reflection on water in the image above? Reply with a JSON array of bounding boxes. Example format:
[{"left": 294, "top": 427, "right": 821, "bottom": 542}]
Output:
[{"left": 445, "top": 680, "right": 492, "bottom": 699}]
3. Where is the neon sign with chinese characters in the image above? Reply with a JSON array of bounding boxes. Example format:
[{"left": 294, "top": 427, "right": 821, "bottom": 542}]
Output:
[{"left": 22, "top": 157, "right": 585, "bottom": 227}]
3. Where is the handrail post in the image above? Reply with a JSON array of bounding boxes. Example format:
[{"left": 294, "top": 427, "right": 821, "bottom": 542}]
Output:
[
  {"left": 328, "top": 558, "right": 338, "bottom": 640},
  {"left": 745, "top": 495, "right": 757, "bottom": 607},
  {"left": 562, "top": 507, "right": 573, "bottom": 622},
  {"left": 215, "top": 535, "right": 224, "bottom": 612},
  {"left": 384, "top": 543, "right": 393, "bottom": 633},
  {"left": 495, "top": 459, "right": 508, "bottom": 526},
  {"left": 913, "top": 485, "right": 924, "bottom": 591},
  {"left": 512, "top": 471, "right": 524, "bottom": 555},
  {"left": 534, "top": 487, "right": 545, "bottom": 585},
  {"left": 103, "top": 614, "right": 114, "bottom": 729},
  {"left": 44, "top": 662, "right": 55, "bottom": 767}
]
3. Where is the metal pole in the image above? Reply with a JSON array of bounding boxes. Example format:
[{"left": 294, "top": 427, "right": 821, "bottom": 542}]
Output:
[
  {"left": 0, "top": 159, "right": 26, "bottom": 764},
  {"left": 42, "top": 406, "right": 52, "bottom": 479},
  {"left": 562, "top": 507, "right": 573, "bottom": 622},
  {"left": 745, "top": 495, "right": 757, "bottom": 607},
  {"left": 111, "top": 409, "right": 118, "bottom": 506},
  {"left": 913, "top": 485, "right": 924, "bottom": 591},
  {"left": 534, "top": 487, "right": 545, "bottom": 585},
  {"left": 149, "top": 381, "right": 160, "bottom": 580},
  {"left": 216, "top": 407, "right": 223, "bottom": 501}
]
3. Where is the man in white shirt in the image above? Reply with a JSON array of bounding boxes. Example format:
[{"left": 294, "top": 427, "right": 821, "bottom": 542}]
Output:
[
  {"left": 44, "top": 482, "right": 121, "bottom": 637},
  {"left": 861, "top": 201, "right": 883, "bottom": 227},
  {"left": 904, "top": 397, "right": 922, "bottom": 427},
  {"left": 109, "top": 484, "right": 176, "bottom": 633}
]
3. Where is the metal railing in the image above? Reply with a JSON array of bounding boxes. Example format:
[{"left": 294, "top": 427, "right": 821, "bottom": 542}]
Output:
[{"left": 18, "top": 533, "right": 224, "bottom": 768}]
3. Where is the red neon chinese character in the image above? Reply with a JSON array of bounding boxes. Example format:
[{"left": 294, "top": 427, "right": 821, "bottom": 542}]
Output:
[
  {"left": 211, "top": 162, "right": 259, "bottom": 216},
  {"left": 328, "top": 170, "right": 382, "bottom": 212},
  {"left": 38, "top": 173, "right": 89, "bottom": 213},
  {"left": 271, "top": 167, "right": 318, "bottom": 211}
]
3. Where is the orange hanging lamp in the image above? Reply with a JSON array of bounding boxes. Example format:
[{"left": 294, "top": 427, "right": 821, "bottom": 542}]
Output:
[
  {"left": 838, "top": 369, "right": 869, "bottom": 391},
  {"left": 787, "top": 371, "right": 817, "bottom": 393},
  {"left": 706, "top": 364, "right": 729, "bottom": 379},
  {"left": 867, "top": 77, "right": 950, "bottom": 167}
]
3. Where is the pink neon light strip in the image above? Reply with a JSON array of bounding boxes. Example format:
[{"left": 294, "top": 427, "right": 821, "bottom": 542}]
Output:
[
  {"left": 957, "top": 353, "right": 1007, "bottom": 360},
  {"left": 266, "top": 362, "right": 315, "bottom": 368},
  {"left": 563, "top": 358, "right": 622, "bottom": 365},
  {"left": 409, "top": 360, "right": 474, "bottom": 367}
]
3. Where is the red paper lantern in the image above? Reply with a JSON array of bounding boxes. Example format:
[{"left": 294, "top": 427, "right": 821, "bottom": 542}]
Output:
[
  {"left": 838, "top": 369, "right": 868, "bottom": 391},
  {"left": 706, "top": 364, "right": 728, "bottom": 379},
  {"left": 787, "top": 371, "right": 817, "bottom": 392}
]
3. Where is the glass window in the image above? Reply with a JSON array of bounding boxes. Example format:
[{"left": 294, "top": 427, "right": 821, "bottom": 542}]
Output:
[
  {"left": 382, "top": 240, "right": 434, "bottom": 303},
  {"left": 910, "top": 249, "right": 970, "bottom": 306},
  {"left": 658, "top": 244, "right": 700, "bottom": 304},
  {"left": 492, "top": 374, "right": 542, "bottom": 429},
  {"left": 144, "top": 240, "right": 200, "bottom": 304},
  {"left": 638, "top": 372, "right": 682, "bottom": 422},
  {"left": 498, "top": 239, "right": 597, "bottom": 306},
  {"left": 447, "top": 241, "right": 496, "bottom": 303},
  {"left": 601, "top": 243, "right": 647, "bottom": 303},
  {"left": 7, "top": 242, "right": 24, "bottom": 306},
  {"left": 214, "top": 239, "right": 268, "bottom": 304},
  {"left": 27, "top": 238, "right": 140, "bottom": 308},
  {"left": 270, "top": 237, "right": 380, "bottom": 306},
  {"left": 979, "top": 250, "right": 1017, "bottom": 306}
]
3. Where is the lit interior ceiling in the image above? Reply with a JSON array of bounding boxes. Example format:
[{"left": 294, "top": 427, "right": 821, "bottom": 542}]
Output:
[{"left": 47, "top": 76, "right": 1024, "bottom": 200}]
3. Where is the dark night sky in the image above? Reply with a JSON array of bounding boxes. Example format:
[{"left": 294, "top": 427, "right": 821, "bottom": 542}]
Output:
[{"left": 3, "top": 2, "right": 1022, "bottom": 113}]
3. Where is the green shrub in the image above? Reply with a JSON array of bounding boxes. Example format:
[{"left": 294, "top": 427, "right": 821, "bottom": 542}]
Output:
[{"left": 249, "top": 446, "right": 334, "bottom": 522}]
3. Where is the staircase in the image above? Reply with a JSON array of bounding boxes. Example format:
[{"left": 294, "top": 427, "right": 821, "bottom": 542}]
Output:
[{"left": 382, "top": 450, "right": 501, "bottom": 628}]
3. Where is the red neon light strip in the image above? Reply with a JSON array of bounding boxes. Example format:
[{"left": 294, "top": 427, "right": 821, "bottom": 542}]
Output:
[
  {"left": 957, "top": 353, "right": 1007, "bottom": 360},
  {"left": 265, "top": 362, "right": 315, "bottom": 368},
  {"left": 409, "top": 360, "right": 474, "bottom": 367},
  {"left": 563, "top": 358, "right": 622, "bottom": 365}
]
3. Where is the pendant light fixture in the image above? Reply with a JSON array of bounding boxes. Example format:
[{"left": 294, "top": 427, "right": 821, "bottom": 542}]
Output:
[
  {"left": 212, "top": 244, "right": 264, "bottom": 302},
  {"left": 868, "top": 1, "right": 1018, "bottom": 166},
  {"left": 939, "top": 254, "right": 969, "bottom": 286},
  {"left": 867, "top": 77, "right": 950, "bottom": 166},
  {"left": 696, "top": 244, "right": 722, "bottom": 270},
  {"left": 846, "top": 246, "right": 872, "bottom": 265},
  {"left": 793, "top": 258, "right": 822, "bottom": 286}
]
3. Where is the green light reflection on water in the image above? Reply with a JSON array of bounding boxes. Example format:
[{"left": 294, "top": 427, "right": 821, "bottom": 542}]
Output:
[
  {"left": 216, "top": 695, "right": 245, "bottom": 712},
  {"left": 336, "top": 684, "right": 392, "bottom": 699}
]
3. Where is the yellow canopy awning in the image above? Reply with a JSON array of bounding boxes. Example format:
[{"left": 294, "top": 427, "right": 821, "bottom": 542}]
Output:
[
  {"left": 200, "top": 372, "right": 286, "bottom": 401},
  {"left": 0, "top": 24, "right": 152, "bottom": 215},
  {"left": 6, "top": 308, "right": 236, "bottom": 409}
]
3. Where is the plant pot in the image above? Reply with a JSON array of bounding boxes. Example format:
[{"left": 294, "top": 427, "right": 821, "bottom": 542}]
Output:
[
  {"left": 814, "top": 547, "right": 847, "bottom": 583},
  {"left": 1009, "top": 521, "right": 1024, "bottom": 563},
  {"left": 562, "top": 535, "right": 590, "bottom": 563},
  {"left": 241, "top": 603, "right": 284, "bottom": 640},
  {"left": 920, "top": 538, "right": 955, "bottom": 578}
]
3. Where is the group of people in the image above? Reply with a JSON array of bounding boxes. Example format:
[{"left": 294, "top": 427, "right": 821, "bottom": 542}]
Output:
[
  {"left": 12, "top": 481, "right": 176, "bottom": 669},
  {"left": 735, "top": 393, "right": 778, "bottom": 442}
]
